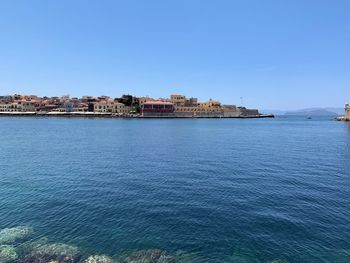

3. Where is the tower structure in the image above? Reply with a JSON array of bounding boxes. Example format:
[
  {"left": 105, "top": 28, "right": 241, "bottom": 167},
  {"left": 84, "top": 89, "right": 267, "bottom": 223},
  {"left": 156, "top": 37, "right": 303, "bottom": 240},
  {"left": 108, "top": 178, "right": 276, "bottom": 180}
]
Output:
[{"left": 345, "top": 104, "right": 350, "bottom": 121}]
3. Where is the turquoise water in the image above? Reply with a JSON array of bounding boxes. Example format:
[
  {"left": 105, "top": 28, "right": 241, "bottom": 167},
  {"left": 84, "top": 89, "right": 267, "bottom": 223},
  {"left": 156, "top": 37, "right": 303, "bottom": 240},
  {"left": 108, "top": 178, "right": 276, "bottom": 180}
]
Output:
[{"left": 0, "top": 117, "right": 349, "bottom": 262}]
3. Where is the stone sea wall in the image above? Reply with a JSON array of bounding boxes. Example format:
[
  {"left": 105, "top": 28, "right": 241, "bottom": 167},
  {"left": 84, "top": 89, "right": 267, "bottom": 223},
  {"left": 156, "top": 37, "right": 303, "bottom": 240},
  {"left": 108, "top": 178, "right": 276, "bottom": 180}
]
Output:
[{"left": 142, "top": 111, "right": 272, "bottom": 118}]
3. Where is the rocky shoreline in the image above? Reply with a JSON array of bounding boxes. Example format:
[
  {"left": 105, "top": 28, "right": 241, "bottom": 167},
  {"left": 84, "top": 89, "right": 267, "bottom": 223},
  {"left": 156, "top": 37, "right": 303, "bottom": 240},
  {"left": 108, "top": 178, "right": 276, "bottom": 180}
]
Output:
[{"left": 0, "top": 226, "right": 287, "bottom": 263}]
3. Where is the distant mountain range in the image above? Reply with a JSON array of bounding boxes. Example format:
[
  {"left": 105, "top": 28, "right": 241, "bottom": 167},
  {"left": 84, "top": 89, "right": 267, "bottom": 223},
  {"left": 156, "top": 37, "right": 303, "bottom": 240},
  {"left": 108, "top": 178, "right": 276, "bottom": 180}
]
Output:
[{"left": 261, "top": 108, "right": 345, "bottom": 116}]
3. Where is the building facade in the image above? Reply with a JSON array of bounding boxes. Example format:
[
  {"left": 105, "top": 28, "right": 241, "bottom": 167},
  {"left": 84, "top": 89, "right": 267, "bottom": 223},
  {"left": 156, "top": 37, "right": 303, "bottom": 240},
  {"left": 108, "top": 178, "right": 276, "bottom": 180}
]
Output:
[
  {"left": 0, "top": 103, "right": 21, "bottom": 112},
  {"left": 171, "top": 94, "right": 223, "bottom": 117},
  {"left": 141, "top": 101, "right": 174, "bottom": 117},
  {"left": 170, "top": 94, "right": 199, "bottom": 107},
  {"left": 94, "top": 101, "right": 127, "bottom": 114},
  {"left": 0, "top": 101, "right": 37, "bottom": 112}
]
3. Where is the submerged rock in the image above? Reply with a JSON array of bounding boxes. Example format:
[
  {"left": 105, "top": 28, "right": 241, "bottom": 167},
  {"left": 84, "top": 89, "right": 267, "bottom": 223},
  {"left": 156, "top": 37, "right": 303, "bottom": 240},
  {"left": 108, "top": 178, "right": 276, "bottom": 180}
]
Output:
[
  {"left": 0, "top": 245, "right": 18, "bottom": 262},
  {"left": 16, "top": 237, "right": 49, "bottom": 257},
  {"left": 122, "top": 249, "right": 174, "bottom": 263},
  {"left": 0, "top": 226, "right": 33, "bottom": 244},
  {"left": 22, "top": 243, "right": 79, "bottom": 263},
  {"left": 172, "top": 250, "right": 206, "bottom": 263},
  {"left": 33, "top": 243, "right": 78, "bottom": 256},
  {"left": 85, "top": 255, "right": 116, "bottom": 263},
  {"left": 268, "top": 260, "right": 289, "bottom": 263}
]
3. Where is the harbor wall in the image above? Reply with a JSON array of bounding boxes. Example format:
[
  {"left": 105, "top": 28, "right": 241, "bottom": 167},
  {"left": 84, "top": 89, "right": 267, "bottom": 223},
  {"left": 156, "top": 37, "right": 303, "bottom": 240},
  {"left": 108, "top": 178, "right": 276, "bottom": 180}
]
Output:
[{"left": 173, "top": 111, "right": 224, "bottom": 118}]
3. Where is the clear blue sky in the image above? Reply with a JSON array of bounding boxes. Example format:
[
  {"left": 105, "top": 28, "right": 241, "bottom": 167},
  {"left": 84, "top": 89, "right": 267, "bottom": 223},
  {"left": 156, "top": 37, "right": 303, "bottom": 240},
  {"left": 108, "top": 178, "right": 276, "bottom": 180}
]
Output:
[{"left": 0, "top": 0, "right": 349, "bottom": 110}]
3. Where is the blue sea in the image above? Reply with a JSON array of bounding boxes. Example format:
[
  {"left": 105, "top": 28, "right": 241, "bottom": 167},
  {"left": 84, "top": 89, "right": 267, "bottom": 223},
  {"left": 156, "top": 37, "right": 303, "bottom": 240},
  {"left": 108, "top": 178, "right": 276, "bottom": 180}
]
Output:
[{"left": 0, "top": 117, "right": 349, "bottom": 263}]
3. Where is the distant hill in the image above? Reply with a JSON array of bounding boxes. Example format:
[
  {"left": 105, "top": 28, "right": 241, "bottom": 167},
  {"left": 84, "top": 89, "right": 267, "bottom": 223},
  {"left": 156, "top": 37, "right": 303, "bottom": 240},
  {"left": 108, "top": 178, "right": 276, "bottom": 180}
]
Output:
[
  {"left": 260, "top": 109, "right": 286, "bottom": 115},
  {"left": 284, "top": 108, "right": 343, "bottom": 117},
  {"left": 323, "top": 107, "right": 346, "bottom": 115}
]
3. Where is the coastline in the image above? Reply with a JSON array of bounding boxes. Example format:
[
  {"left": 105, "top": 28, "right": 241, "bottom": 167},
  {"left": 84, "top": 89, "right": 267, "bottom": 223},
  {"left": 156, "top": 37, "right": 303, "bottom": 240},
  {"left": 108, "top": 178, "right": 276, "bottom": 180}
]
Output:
[{"left": 0, "top": 112, "right": 275, "bottom": 119}]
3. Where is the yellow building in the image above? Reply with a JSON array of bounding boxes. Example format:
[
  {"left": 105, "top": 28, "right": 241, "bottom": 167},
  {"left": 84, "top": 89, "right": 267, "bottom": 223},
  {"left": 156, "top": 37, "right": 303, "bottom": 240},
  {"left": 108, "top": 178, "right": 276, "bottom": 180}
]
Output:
[
  {"left": 0, "top": 101, "right": 36, "bottom": 112},
  {"left": 170, "top": 94, "right": 221, "bottom": 113},
  {"left": 170, "top": 94, "right": 186, "bottom": 106},
  {"left": 198, "top": 99, "right": 221, "bottom": 109},
  {"left": 0, "top": 103, "right": 21, "bottom": 112},
  {"left": 17, "top": 100, "right": 37, "bottom": 112},
  {"left": 94, "top": 100, "right": 127, "bottom": 114},
  {"left": 173, "top": 98, "right": 222, "bottom": 113},
  {"left": 170, "top": 94, "right": 199, "bottom": 107}
]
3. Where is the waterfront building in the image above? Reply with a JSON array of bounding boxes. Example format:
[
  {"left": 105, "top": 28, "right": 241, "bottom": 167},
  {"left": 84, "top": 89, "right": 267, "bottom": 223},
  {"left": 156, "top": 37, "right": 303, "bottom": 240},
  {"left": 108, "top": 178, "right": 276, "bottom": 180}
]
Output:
[
  {"left": 80, "top": 96, "right": 97, "bottom": 112},
  {"left": 0, "top": 101, "right": 37, "bottom": 112},
  {"left": 74, "top": 103, "right": 89, "bottom": 112},
  {"left": 174, "top": 104, "right": 222, "bottom": 113},
  {"left": 0, "top": 103, "right": 9, "bottom": 112},
  {"left": 37, "top": 103, "right": 58, "bottom": 112},
  {"left": 173, "top": 98, "right": 223, "bottom": 117},
  {"left": 94, "top": 100, "right": 127, "bottom": 114},
  {"left": 93, "top": 101, "right": 108, "bottom": 113},
  {"left": 16, "top": 100, "right": 35, "bottom": 112},
  {"left": 345, "top": 104, "right": 350, "bottom": 121},
  {"left": 170, "top": 94, "right": 199, "bottom": 107},
  {"left": 116, "top": 102, "right": 129, "bottom": 114},
  {"left": 198, "top": 99, "right": 221, "bottom": 109},
  {"left": 170, "top": 94, "right": 220, "bottom": 113},
  {"left": 140, "top": 100, "right": 174, "bottom": 116},
  {"left": 185, "top": 97, "right": 199, "bottom": 107},
  {"left": 0, "top": 102, "right": 19, "bottom": 112},
  {"left": 64, "top": 101, "right": 74, "bottom": 112},
  {"left": 169, "top": 94, "right": 260, "bottom": 117},
  {"left": 170, "top": 94, "right": 187, "bottom": 106}
]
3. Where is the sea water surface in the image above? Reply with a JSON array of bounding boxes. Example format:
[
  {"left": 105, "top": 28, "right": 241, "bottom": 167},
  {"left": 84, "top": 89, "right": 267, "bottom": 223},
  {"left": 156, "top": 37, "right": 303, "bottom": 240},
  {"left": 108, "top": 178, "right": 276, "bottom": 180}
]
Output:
[{"left": 0, "top": 117, "right": 349, "bottom": 263}]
